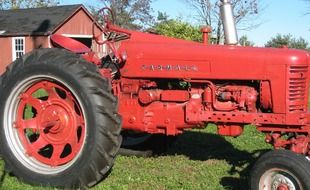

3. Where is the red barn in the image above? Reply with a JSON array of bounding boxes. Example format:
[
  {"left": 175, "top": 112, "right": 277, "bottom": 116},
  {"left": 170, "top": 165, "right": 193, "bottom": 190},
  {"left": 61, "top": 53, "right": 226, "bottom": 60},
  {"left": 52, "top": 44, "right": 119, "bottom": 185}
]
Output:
[{"left": 0, "top": 4, "right": 104, "bottom": 74}]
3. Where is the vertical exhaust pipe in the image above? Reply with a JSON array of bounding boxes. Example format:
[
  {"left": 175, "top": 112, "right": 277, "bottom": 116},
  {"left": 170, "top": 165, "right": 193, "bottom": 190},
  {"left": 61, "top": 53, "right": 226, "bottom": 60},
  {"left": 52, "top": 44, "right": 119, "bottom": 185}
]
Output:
[{"left": 220, "top": 0, "right": 238, "bottom": 45}]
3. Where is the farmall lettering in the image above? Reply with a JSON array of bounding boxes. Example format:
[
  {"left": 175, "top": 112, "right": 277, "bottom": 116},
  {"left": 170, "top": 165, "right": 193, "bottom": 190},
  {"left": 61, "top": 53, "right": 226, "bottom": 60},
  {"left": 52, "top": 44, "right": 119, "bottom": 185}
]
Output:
[
  {"left": 142, "top": 64, "right": 198, "bottom": 72},
  {"left": 0, "top": 1, "right": 309, "bottom": 190}
]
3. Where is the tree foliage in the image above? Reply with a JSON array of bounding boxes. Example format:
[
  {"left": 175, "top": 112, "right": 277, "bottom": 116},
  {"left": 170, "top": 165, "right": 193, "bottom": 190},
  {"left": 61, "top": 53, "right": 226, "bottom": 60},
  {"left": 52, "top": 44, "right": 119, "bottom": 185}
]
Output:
[
  {"left": 0, "top": 0, "right": 58, "bottom": 9},
  {"left": 182, "top": 0, "right": 261, "bottom": 44},
  {"left": 153, "top": 16, "right": 202, "bottom": 42},
  {"left": 92, "top": 0, "right": 153, "bottom": 30},
  {"left": 239, "top": 35, "right": 254, "bottom": 46},
  {"left": 265, "top": 34, "right": 309, "bottom": 50}
]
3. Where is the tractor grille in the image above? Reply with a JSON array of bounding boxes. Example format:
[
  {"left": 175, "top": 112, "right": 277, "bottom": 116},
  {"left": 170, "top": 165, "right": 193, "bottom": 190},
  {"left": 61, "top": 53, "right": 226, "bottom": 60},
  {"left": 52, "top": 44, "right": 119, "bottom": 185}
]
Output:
[{"left": 288, "top": 65, "right": 309, "bottom": 112}]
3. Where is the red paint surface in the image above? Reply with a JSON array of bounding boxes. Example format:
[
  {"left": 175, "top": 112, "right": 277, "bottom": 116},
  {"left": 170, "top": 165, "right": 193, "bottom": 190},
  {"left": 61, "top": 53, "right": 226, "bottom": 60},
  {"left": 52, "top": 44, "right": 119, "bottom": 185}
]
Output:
[
  {"left": 51, "top": 34, "right": 90, "bottom": 53},
  {"left": 16, "top": 81, "right": 85, "bottom": 166},
  {"left": 103, "top": 25, "right": 310, "bottom": 153}
]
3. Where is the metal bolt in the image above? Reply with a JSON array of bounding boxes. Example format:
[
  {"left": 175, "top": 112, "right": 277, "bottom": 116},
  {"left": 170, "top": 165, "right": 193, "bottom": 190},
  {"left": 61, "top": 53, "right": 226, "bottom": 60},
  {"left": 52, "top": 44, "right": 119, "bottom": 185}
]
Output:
[
  {"left": 13, "top": 121, "right": 19, "bottom": 128},
  {"left": 25, "top": 149, "right": 33, "bottom": 156},
  {"left": 53, "top": 110, "right": 58, "bottom": 116},
  {"left": 20, "top": 93, "right": 28, "bottom": 100}
]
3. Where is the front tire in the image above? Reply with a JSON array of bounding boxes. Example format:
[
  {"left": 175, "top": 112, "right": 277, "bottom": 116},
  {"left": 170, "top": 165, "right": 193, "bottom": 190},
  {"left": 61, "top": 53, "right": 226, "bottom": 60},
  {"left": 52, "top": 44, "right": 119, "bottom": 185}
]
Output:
[
  {"left": 0, "top": 48, "right": 121, "bottom": 189},
  {"left": 250, "top": 150, "right": 310, "bottom": 190}
]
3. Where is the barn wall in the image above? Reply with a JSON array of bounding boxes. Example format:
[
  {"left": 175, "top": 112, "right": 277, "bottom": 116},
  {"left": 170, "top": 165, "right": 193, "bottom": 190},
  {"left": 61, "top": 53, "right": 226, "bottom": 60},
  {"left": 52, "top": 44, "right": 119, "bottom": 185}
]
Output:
[
  {"left": 0, "top": 37, "right": 13, "bottom": 74},
  {"left": 54, "top": 9, "right": 106, "bottom": 57},
  {"left": 27, "top": 36, "right": 50, "bottom": 50},
  {"left": 0, "top": 36, "right": 49, "bottom": 74},
  {"left": 55, "top": 9, "right": 101, "bottom": 36}
]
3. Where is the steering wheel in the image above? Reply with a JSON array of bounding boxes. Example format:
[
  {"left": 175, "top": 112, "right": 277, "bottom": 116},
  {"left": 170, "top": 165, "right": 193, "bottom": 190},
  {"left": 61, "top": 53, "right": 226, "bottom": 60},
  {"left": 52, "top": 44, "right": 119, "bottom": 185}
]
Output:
[
  {"left": 92, "top": 7, "right": 126, "bottom": 62},
  {"left": 92, "top": 7, "right": 115, "bottom": 45}
]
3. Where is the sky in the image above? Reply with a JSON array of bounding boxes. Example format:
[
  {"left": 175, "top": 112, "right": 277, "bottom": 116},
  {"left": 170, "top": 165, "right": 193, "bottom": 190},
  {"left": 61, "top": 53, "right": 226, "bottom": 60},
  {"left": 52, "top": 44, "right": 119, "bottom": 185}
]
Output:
[{"left": 60, "top": 0, "right": 310, "bottom": 47}]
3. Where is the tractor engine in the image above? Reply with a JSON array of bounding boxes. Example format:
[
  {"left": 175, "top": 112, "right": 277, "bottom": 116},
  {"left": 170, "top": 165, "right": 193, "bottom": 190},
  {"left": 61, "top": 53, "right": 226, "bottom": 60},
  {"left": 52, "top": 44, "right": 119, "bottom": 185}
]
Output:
[{"left": 114, "top": 79, "right": 261, "bottom": 136}]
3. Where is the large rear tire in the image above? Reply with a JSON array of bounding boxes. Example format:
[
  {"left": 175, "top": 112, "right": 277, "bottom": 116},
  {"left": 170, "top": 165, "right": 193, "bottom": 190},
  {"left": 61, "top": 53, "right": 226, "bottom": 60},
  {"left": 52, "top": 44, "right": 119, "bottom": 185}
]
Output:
[
  {"left": 0, "top": 48, "right": 121, "bottom": 189},
  {"left": 250, "top": 150, "right": 310, "bottom": 190}
]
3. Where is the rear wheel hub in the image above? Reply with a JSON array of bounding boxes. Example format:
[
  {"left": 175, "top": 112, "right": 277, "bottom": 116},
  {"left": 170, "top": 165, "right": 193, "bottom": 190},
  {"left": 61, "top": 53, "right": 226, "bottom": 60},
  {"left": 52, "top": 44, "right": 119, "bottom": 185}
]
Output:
[
  {"left": 12, "top": 80, "right": 85, "bottom": 168},
  {"left": 40, "top": 103, "right": 72, "bottom": 143}
]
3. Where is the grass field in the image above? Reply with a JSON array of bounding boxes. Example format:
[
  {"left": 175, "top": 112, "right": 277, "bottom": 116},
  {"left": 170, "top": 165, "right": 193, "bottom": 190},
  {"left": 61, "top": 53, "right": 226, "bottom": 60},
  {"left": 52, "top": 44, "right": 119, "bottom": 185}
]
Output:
[{"left": 0, "top": 125, "right": 272, "bottom": 190}]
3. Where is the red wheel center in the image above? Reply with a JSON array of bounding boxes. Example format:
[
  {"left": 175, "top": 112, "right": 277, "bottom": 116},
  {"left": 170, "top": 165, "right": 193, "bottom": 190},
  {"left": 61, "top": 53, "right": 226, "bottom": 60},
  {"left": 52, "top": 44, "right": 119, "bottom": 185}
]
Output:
[
  {"left": 15, "top": 80, "right": 85, "bottom": 166},
  {"left": 42, "top": 110, "right": 61, "bottom": 133},
  {"left": 277, "top": 184, "right": 289, "bottom": 190},
  {"left": 40, "top": 103, "right": 72, "bottom": 144}
]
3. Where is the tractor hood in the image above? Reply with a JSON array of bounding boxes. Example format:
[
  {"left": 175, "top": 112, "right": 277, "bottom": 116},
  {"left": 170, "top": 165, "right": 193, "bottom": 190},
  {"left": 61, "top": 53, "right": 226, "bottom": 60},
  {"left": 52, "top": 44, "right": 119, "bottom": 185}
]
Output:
[{"left": 119, "top": 31, "right": 310, "bottom": 80}]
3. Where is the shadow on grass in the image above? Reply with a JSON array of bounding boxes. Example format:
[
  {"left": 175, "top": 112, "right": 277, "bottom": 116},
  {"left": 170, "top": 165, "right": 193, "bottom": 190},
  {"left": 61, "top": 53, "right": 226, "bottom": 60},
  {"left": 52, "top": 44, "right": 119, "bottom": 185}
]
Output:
[
  {"left": 165, "top": 130, "right": 269, "bottom": 190},
  {"left": 0, "top": 169, "right": 6, "bottom": 189}
]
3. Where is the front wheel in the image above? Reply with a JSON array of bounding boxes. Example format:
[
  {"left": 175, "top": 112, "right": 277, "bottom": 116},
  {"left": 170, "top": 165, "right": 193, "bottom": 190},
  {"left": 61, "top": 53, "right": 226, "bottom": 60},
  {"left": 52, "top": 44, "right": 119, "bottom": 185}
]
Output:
[
  {"left": 0, "top": 49, "right": 121, "bottom": 189},
  {"left": 250, "top": 150, "right": 310, "bottom": 190}
]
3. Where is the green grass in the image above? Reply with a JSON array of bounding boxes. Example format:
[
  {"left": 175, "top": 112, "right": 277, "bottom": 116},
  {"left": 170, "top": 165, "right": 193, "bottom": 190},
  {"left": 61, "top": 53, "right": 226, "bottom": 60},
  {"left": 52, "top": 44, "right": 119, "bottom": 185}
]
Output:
[{"left": 0, "top": 125, "right": 271, "bottom": 190}]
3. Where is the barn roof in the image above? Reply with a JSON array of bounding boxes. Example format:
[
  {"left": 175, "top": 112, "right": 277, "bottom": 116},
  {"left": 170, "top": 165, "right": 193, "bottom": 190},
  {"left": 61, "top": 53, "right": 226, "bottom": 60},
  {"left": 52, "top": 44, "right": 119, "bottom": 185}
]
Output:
[{"left": 0, "top": 4, "right": 97, "bottom": 36}]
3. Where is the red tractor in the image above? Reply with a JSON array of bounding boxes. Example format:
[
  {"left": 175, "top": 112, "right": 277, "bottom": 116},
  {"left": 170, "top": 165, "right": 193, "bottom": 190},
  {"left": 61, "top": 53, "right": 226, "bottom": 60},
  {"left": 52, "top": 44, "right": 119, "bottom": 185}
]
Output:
[{"left": 0, "top": 0, "right": 309, "bottom": 189}]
